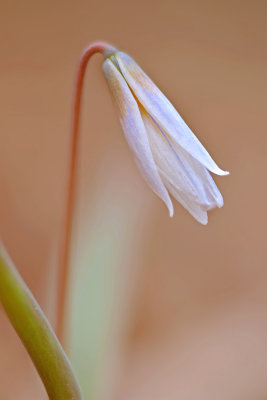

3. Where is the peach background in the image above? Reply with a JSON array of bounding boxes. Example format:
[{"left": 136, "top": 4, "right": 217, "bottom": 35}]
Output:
[{"left": 0, "top": 0, "right": 267, "bottom": 399}]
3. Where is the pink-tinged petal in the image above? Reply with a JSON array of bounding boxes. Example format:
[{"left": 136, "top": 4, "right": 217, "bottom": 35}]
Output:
[
  {"left": 141, "top": 111, "right": 208, "bottom": 223},
  {"left": 141, "top": 110, "right": 203, "bottom": 205},
  {"left": 161, "top": 169, "right": 208, "bottom": 225},
  {"left": 142, "top": 110, "right": 223, "bottom": 210},
  {"left": 103, "top": 58, "right": 173, "bottom": 216},
  {"left": 115, "top": 52, "right": 229, "bottom": 176},
  {"left": 170, "top": 140, "right": 224, "bottom": 209}
]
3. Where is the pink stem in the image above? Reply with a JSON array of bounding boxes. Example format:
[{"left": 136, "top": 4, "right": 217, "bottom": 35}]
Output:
[{"left": 56, "top": 41, "right": 114, "bottom": 343}]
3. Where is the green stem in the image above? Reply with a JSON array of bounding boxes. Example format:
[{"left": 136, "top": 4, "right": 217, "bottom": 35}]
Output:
[{"left": 0, "top": 243, "right": 82, "bottom": 400}]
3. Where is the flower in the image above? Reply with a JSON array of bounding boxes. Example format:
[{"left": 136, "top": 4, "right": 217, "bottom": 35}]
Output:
[{"left": 102, "top": 50, "right": 229, "bottom": 224}]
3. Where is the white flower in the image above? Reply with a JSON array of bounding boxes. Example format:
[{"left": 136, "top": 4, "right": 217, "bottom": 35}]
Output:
[{"left": 102, "top": 50, "right": 229, "bottom": 224}]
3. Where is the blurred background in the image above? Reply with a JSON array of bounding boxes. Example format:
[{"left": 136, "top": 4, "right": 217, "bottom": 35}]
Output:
[{"left": 1, "top": 0, "right": 267, "bottom": 399}]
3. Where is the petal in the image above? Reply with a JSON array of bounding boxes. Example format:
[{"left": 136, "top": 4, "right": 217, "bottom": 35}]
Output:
[
  {"left": 141, "top": 110, "right": 209, "bottom": 224},
  {"left": 115, "top": 51, "right": 229, "bottom": 176},
  {"left": 173, "top": 147, "right": 224, "bottom": 209},
  {"left": 167, "top": 133, "right": 224, "bottom": 209},
  {"left": 141, "top": 110, "right": 203, "bottom": 205},
  {"left": 103, "top": 58, "right": 173, "bottom": 216},
  {"left": 160, "top": 169, "right": 208, "bottom": 225}
]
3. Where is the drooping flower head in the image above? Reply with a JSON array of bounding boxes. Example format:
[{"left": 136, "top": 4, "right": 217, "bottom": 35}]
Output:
[{"left": 102, "top": 48, "right": 229, "bottom": 224}]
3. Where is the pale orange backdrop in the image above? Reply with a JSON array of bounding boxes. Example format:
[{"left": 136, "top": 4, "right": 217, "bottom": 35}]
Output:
[{"left": 0, "top": 0, "right": 267, "bottom": 399}]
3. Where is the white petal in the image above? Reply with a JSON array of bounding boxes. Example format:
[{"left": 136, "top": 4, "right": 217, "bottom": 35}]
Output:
[
  {"left": 115, "top": 52, "right": 229, "bottom": 176},
  {"left": 170, "top": 140, "right": 224, "bottom": 209},
  {"left": 160, "top": 169, "right": 208, "bottom": 225},
  {"left": 103, "top": 58, "right": 173, "bottom": 216},
  {"left": 141, "top": 110, "right": 209, "bottom": 223},
  {"left": 142, "top": 111, "right": 203, "bottom": 205}
]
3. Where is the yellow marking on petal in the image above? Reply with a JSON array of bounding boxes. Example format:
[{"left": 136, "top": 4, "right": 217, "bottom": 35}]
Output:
[
  {"left": 114, "top": 53, "right": 157, "bottom": 93},
  {"left": 103, "top": 59, "right": 127, "bottom": 119}
]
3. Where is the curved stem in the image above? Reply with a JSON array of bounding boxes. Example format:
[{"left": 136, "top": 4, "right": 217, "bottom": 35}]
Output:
[
  {"left": 56, "top": 41, "right": 115, "bottom": 343},
  {"left": 0, "top": 244, "right": 82, "bottom": 400}
]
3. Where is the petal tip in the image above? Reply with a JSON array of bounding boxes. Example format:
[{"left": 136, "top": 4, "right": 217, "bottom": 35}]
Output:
[
  {"left": 165, "top": 199, "right": 174, "bottom": 218},
  {"left": 198, "top": 212, "right": 208, "bottom": 225},
  {"left": 218, "top": 199, "right": 224, "bottom": 208},
  {"left": 213, "top": 168, "right": 230, "bottom": 176},
  {"left": 168, "top": 204, "right": 174, "bottom": 218}
]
